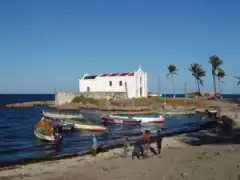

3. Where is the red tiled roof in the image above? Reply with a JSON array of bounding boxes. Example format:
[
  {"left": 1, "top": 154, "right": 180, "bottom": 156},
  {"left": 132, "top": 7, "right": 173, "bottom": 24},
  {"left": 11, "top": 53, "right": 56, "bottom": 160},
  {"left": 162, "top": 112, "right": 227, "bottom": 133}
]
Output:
[
  {"left": 109, "top": 73, "right": 119, "bottom": 76},
  {"left": 99, "top": 74, "right": 109, "bottom": 77},
  {"left": 98, "top": 72, "right": 134, "bottom": 77}
]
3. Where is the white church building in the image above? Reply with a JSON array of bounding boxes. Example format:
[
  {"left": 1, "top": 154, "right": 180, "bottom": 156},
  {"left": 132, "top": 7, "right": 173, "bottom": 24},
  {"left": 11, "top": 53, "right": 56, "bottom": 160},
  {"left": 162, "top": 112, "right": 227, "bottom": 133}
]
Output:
[{"left": 79, "top": 67, "right": 148, "bottom": 98}]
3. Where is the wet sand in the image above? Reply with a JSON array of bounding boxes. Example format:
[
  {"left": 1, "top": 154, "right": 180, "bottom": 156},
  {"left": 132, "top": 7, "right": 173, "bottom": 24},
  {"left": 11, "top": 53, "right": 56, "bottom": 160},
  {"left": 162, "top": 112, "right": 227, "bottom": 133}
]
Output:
[{"left": 1, "top": 133, "right": 240, "bottom": 180}]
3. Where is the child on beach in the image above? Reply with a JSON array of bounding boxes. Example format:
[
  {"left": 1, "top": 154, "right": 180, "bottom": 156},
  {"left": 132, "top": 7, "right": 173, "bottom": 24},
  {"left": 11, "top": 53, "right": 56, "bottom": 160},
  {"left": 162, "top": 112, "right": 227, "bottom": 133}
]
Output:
[
  {"left": 156, "top": 130, "right": 163, "bottom": 154},
  {"left": 132, "top": 142, "right": 140, "bottom": 160},
  {"left": 123, "top": 136, "right": 130, "bottom": 157},
  {"left": 143, "top": 130, "right": 150, "bottom": 156},
  {"left": 92, "top": 134, "right": 97, "bottom": 156}
]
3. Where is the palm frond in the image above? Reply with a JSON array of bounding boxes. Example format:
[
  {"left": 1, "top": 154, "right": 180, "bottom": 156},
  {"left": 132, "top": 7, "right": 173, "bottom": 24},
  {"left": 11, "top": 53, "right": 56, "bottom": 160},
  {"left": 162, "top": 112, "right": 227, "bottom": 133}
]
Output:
[
  {"left": 199, "top": 79, "right": 204, "bottom": 86},
  {"left": 209, "top": 55, "right": 223, "bottom": 69},
  {"left": 167, "top": 64, "right": 178, "bottom": 76},
  {"left": 217, "top": 68, "right": 226, "bottom": 78}
]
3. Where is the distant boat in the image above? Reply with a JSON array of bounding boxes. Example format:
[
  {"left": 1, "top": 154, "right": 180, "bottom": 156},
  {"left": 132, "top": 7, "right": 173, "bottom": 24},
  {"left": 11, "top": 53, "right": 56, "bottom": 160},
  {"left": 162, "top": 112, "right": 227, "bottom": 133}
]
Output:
[
  {"left": 108, "top": 114, "right": 165, "bottom": 124},
  {"left": 42, "top": 110, "right": 84, "bottom": 120},
  {"left": 100, "top": 116, "right": 142, "bottom": 125},
  {"left": 162, "top": 108, "right": 197, "bottom": 116}
]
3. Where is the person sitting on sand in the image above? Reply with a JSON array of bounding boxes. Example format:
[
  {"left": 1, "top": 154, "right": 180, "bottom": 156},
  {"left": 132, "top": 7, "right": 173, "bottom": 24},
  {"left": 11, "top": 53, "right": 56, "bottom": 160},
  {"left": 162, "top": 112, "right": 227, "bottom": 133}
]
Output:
[
  {"left": 123, "top": 136, "right": 130, "bottom": 157},
  {"left": 92, "top": 134, "right": 97, "bottom": 156},
  {"left": 156, "top": 130, "right": 163, "bottom": 154},
  {"left": 132, "top": 142, "right": 140, "bottom": 160}
]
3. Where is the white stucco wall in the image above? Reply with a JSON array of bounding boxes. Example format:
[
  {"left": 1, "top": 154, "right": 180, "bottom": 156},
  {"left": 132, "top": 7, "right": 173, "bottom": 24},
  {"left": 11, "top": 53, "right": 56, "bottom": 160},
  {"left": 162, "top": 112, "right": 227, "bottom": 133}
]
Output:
[{"left": 79, "top": 67, "right": 148, "bottom": 98}]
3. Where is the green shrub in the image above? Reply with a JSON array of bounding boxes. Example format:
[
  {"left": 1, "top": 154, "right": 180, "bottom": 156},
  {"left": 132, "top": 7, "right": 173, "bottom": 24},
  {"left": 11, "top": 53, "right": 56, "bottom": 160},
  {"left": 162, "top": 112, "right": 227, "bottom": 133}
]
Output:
[{"left": 72, "top": 95, "right": 98, "bottom": 105}]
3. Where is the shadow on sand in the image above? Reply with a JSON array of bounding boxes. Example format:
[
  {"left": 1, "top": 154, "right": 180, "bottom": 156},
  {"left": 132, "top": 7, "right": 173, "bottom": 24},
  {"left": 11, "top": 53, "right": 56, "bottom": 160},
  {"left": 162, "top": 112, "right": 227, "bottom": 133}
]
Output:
[{"left": 180, "top": 115, "right": 240, "bottom": 146}]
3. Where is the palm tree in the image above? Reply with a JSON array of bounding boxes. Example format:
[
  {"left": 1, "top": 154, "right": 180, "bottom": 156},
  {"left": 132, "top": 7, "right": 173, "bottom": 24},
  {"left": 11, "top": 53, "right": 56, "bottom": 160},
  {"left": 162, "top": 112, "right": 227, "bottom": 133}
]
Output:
[
  {"left": 167, "top": 65, "right": 178, "bottom": 98},
  {"left": 235, "top": 76, "right": 240, "bottom": 85},
  {"left": 189, "top": 63, "right": 206, "bottom": 96},
  {"left": 216, "top": 68, "right": 226, "bottom": 97},
  {"left": 209, "top": 55, "right": 223, "bottom": 97},
  {"left": 189, "top": 63, "right": 200, "bottom": 92}
]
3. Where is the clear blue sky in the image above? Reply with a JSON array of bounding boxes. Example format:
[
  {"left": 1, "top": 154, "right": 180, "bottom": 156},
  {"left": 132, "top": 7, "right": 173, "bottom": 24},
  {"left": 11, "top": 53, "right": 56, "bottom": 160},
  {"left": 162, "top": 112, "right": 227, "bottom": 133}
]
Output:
[{"left": 0, "top": 0, "right": 239, "bottom": 94}]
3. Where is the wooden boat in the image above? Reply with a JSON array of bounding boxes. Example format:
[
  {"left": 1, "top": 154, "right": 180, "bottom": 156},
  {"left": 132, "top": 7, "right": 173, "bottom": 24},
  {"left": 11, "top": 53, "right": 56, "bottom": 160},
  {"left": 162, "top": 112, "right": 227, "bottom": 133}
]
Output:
[
  {"left": 66, "top": 119, "right": 107, "bottom": 132},
  {"left": 163, "top": 108, "right": 197, "bottom": 116},
  {"left": 60, "top": 124, "right": 74, "bottom": 131},
  {"left": 43, "top": 118, "right": 107, "bottom": 133},
  {"left": 34, "top": 130, "right": 62, "bottom": 142},
  {"left": 100, "top": 116, "right": 142, "bottom": 125},
  {"left": 42, "top": 110, "right": 84, "bottom": 120},
  {"left": 108, "top": 114, "right": 165, "bottom": 124},
  {"left": 34, "top": 121, "right": 62, "bottom": 142}
]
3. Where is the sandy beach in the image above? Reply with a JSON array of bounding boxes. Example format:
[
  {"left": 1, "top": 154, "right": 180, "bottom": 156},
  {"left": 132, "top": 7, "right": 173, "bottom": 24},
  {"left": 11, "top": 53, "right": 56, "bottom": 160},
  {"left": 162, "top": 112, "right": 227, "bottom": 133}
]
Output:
[{"left": 1, "top": 129, "right": 240, "bottom": 180}]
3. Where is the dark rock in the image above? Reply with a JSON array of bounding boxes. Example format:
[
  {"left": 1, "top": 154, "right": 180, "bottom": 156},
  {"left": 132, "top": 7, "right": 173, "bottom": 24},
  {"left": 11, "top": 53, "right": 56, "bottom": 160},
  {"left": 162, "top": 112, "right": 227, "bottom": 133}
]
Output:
[
  {"left": 180, "top": 172, "right": 189, "bottom": 177},
  {"left": 102, "top": 167, "right": 109, "bottom": 171}
]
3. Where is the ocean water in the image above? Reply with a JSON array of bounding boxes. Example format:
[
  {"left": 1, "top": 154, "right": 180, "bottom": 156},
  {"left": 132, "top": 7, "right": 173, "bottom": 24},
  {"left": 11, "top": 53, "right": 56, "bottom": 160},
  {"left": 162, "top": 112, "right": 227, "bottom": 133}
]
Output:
[{"left": 0, "top": 94, "right": 239, "bottom": 166}]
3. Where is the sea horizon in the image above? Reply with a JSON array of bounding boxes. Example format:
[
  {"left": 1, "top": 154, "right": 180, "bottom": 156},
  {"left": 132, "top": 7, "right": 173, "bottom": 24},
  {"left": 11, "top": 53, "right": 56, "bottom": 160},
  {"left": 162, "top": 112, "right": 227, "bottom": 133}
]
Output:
[{"left": 0, "top": 92, "right": 239, "bottom": 95}]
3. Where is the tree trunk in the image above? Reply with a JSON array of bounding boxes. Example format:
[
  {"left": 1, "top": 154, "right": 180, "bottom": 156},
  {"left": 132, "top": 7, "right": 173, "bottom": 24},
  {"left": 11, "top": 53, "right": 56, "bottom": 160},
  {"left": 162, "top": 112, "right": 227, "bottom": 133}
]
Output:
[
  {"left": 171, "top": 74, "right": 175, "bottom": 98},
  {"left": 197, "top": 80, "right": 201, "bottom": 96},
  {"left": 212, "top": 71, "right": 217, "bottom": 97},
  {"left": 218, "top": 77, "right": 222, "bottom": 97},
  {"left": 195, "top": 78, "right": 198, "bottom": 93}
]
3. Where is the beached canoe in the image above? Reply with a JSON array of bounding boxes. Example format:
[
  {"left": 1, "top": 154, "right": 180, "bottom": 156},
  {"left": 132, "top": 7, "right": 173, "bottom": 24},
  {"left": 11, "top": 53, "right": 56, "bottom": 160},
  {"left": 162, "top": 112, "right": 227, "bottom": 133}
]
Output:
[
  {"left": 108, "top": 114, "right": 165, "bottom": 124},
  {"left": 163, "top": 108, "right": 197, "bottom": 116},
  {"left": 100, "top": 116, "right": 142, "bottom": 125},
  {"left": 42, "top": 110, "right": 84, "bottom": 120}
]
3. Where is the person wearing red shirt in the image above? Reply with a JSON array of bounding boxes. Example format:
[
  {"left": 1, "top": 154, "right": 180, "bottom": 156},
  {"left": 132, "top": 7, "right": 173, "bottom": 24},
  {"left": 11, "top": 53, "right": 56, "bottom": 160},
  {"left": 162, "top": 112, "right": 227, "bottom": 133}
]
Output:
[{"left": 143, "top": 130, "right": 150, "bottom": 156}]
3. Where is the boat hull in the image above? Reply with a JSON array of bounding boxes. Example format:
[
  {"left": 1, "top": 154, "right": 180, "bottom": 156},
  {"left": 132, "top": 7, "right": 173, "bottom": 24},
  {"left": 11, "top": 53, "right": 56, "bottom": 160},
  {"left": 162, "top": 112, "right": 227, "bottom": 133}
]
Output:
[
  {"left": 60, "top": 124, "right": 74, "bottom": 131},
  {"left": 109, "top": 114, "right": 165, "bottom": 124},
  {"left": 100, "top": 116, "right": 142, "bottom": 125},
  {"left": 34, "top": 130, "right": 62, "bottom": 142},
  {"left": 42, "top": 111, "right": 84, "bottom": 120},
  {"left": 43, "top": 117, "right": 107, "bottom": 133},
  {"left": 63, "top": 119, "right": 107, "bottom": 133}
]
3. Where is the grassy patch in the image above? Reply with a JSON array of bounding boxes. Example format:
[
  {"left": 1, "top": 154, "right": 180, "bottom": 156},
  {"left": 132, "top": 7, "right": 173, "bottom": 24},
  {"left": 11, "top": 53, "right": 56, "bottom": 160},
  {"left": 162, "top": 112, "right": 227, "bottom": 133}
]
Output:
[
  {"left": 72, "top": 95, "right": 106, "bottom": 108},
  {"left": 71, "top": 96, "right": 209, "bottom": 110}
]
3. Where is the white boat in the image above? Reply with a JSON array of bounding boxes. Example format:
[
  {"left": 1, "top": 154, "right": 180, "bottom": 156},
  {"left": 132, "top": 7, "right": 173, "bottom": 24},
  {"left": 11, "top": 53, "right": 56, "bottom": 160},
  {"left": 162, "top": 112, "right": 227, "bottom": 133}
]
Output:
[
  {"left": 34, "top": 131, "right": 62, "bottom": 142},
  {"left": 63, "top": 119, "right": 107, "bottom": 132},
  {"left": 42, "top": 111, "right": 84, "bottom": 120},
  {"left": 109, "top": 114, "right": 165, "bottom": 124}
]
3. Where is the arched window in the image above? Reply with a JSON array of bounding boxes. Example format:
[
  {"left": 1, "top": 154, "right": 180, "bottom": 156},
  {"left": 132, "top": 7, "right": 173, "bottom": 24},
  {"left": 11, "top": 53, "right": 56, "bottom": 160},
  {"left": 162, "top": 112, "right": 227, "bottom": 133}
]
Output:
[
  {"left": 109, "top": 81, "right": 112, "bottom": 86},
  {"left": 87, "top": 86, "right": 90, "bottom": 92},
  {"left": 119, "top": 81, "right": 122, "bottom": 86}
]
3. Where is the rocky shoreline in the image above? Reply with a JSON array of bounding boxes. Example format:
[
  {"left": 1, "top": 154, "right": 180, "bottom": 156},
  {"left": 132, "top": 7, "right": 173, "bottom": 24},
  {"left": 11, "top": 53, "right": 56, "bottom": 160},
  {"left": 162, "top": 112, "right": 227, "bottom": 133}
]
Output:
[{"left": 4, "top": 101, "right": 55, "bottom": 108}]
